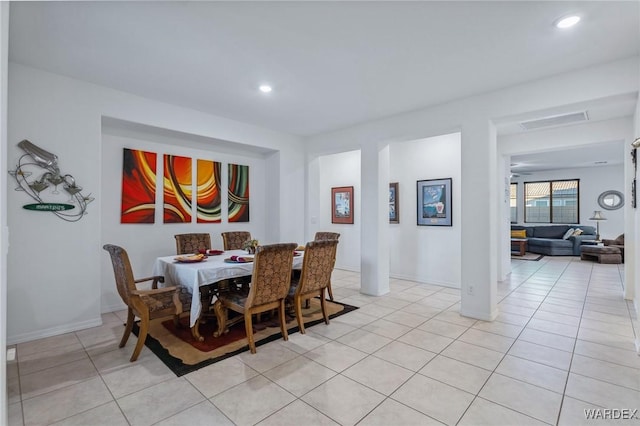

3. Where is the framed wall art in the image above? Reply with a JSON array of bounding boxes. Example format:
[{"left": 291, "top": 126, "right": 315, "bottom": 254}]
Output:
[
  {"left": 332, "top": 186, "right": 354, "bottom": 224},
  {"left": 121, "top": 148, "right": 157, "bottom": 224},
  {"left": 389, "top": 182, "right": 399, "bottom": 224},
  {"left": 417, "top": 178, "right": 452, "bottom": 226}
]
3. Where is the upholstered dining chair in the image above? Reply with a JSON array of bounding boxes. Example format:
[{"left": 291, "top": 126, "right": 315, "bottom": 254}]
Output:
[
  {"left": 287, "top": 239, "right": 338, "bottom": 334},
  {"left": 174, "top": 233, "right": 211, "bottom": 255},
  {"left": 221, "top": 231, "right": 252, "bottom": 250},
  {"left": 314, "top": 231, "right": 340, "bottom": 242},
  {"left": 216, "top": 242, "right": 297, "bottom": 353},
  {"left": 313, "top": 231, "right": 340, "bottom": 300},
  {"left": 103, "top": 244, "right": 189, "bottom": 362}
]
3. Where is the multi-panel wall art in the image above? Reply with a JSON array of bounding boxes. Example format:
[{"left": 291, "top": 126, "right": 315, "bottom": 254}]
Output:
[
  {"left": 120, "top": 148, "right": 157, "bottom": 224},
  {"left": 163, "top": 155, "right": 193, "bottom": 223},
  {"left": 120, "top": 148, "right": 249, "bottom": 224},
  {"left": 228, "top": 163, "right": 250, "bottom": 222},
  {"left": 196, "top": 159, "right": 222, "bottom": 223}
]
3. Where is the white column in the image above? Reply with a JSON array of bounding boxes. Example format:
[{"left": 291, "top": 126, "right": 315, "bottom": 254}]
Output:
[
  {"left": 460, "top": 119, "right": 498, "bottom": 320},
  {"left": 360, "top": 143, "right": 390, "bottom": 296}
]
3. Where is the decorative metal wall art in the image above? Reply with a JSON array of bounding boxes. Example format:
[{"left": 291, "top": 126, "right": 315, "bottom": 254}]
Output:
[{"left": 9, "top": 139, "right": 94, "bottom": 222}]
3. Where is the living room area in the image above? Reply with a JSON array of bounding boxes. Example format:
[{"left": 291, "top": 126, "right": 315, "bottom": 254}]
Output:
[{"left": 508, "top": 140, "right": 625, "bottom": 262}]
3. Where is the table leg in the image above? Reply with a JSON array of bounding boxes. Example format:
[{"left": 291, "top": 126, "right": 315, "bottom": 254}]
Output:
[
  {"left": 191, "top": 317, "right": 204, "bottom": 342},
  {"left": 213, "top": 300, "right": 229, "bottom": 337}
]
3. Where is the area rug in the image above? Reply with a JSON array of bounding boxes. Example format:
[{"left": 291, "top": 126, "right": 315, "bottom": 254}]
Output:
[
  {"left": 132, "top": 298, "right": 358, "bottom": 376},
  {"left": 511, "top": 252, "right": 544, "bottom": 261}
]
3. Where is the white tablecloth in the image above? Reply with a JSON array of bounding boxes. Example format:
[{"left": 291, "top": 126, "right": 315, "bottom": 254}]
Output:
[{"left": 152, "top": 249, "right": 304, "bottom": 327}]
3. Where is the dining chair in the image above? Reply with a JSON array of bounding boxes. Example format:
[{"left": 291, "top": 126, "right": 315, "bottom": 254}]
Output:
[
  {"left": 174, "top": 233, "right": 211, "bottom": 255},
  {"left": 216, "top": 242, "right": 297, "bottom": 353},
  {"left": 103, "top": 244, "right": 190, "bottom": 362},
  {"left": 287, "top": 239, "right": 338, "bottom": 334},
  {"left": 314, "top": 231, "right": 340, "bottom": 241},
  {"left": 313, "top": 231, "right": 340, "bottom": 300},
  {"left": 221, "top": 231, "right": 252, "bottom": 250}
]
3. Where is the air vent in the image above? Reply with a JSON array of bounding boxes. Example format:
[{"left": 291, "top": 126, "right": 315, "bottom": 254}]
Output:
[{"left": 520, "top": 111, "right": 588, "bottom": 131}]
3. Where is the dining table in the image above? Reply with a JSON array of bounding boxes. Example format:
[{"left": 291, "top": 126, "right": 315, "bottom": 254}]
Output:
[{"left": 152, "top": 249, "right": 304, "bottom": 341}]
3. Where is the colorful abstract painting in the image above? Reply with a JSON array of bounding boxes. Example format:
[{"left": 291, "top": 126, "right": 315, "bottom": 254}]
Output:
[
  {"left": 163, "top": 155, "right": 192, "bottom": 223},
  {"left": 196, "top": 159, "right": 222, "bottom": 223},
  {"left": 121, "top": 148, "right": 157, "bottom": 224},
  {"left": 228, "top": 163, "right": 249, "bottom": 222}
]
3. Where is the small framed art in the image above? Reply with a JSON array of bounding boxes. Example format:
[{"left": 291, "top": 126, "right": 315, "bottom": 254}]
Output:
[
  {"left": 389, "top": 182, "right": 399, "bottom": 224},
  {"left": 331, "top": 186, "right": 354, "bottom": 224},
  {"left": 417, "top": 178, "right": 452, "bottom": 226}
]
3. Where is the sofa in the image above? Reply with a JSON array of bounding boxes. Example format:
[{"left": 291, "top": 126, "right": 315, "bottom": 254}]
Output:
[{"left": 511, "top": 225, "right": 597, "bottom": 256}]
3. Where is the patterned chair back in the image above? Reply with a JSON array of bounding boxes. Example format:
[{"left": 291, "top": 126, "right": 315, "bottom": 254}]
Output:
[
  {"left": 221, "top": 231, "right": 252, "bottom": 250},
  {"left": 174, "top": 233, "right": 211, "bottom": 255},
  {"left": 314, "top": 232, "right": 340, "bottom": 241},
  {"left": 103, "top": 244, "right": 135, "bottom": 305},
  {"left": 247, "top": 243, "right": 296, "bottom": 307},
  {"left": 297, "top": 239, "right": 338, "bottom": 294}
]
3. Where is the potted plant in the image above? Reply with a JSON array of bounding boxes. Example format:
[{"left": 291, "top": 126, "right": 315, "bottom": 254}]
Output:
[{"left": 242, "top": 239, "right": 259, "bottom": 254}]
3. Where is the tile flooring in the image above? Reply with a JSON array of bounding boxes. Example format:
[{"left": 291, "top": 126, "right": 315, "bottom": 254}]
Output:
[{"left": 7, "top": 257, "right": 639, "bottom": 425}]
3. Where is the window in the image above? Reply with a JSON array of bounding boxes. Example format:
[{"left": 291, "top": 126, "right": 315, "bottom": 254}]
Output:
[
  {"left": 524, "top": 179, "right": 579, "bottom": 224},
  {"left": 510, "top": 183, "right": 517, "bottom": 223}
]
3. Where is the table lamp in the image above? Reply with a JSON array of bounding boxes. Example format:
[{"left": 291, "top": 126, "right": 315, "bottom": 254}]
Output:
[{"left": 589, "top": 210, "right": 606, "bottom": 242}]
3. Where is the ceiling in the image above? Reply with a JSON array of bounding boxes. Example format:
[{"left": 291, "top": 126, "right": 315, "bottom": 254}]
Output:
[
  {"left": 510, "top": 141, "right": 626, "bottom": 175},
  {"left": 8, "top": 1, "right": 639, "bottom": 138}
]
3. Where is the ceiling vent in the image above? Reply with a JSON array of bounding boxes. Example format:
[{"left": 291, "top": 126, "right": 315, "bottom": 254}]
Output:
[{"left": 520, "top": 111, "right": 588, "bottom": 131}]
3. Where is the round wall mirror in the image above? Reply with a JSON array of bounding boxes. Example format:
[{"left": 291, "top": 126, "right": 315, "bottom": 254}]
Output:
[{"left": 597, "top": 190, "right": 624, "bottom": 210}]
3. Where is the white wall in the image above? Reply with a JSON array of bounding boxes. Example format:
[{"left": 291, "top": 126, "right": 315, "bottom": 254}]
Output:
[
  {"left": 634, "top": 93, "right": 640, "bottom": 344},
  {"left": 389, "top": 133, "right": 461, "bottom": 287},
  {"left": 7, "top": 63, "right": 304, "bottom": 343},
  {"left": 1, "top": 2, "right": 9, "bottom": 422},
  {"left": 510, "top": 165, "right": 625, "bottom": 238},
  {"left": 317, "top": 150, "right": 361, "bottom": 271}
]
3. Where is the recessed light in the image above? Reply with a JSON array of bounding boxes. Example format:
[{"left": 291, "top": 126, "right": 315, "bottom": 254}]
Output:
[
  {"left": 259, "top": 84, "right": 272, "bottom": 93},
  {"left": 555, "top": 15, "right": 580, "bottom": 29}
]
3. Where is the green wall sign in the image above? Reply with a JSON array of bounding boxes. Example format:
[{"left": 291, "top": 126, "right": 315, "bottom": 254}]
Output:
[{"left": 23, "top": 203, "right": 75, "bottom": 212}]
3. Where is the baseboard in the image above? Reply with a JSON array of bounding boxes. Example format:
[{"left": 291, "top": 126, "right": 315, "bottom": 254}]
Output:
[
  {"left": 459, "top": 306, "right": 498, "bottom": 322},
  {"left": 7, "top": 317, "right": 103, "bottom": 345},
  {"left": 101, "top": 301, "right": 127, "bottom": 314}
]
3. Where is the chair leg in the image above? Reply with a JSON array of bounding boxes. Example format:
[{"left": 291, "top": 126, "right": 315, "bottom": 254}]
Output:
[
  {"left": 131, "top": 311, "right": 149, "bottom": 362},
  {"left": 327, "top": 280, "right": 334, "bottom": 301},
  {"left": 295, "top": 296, "right": 305, "bottom": 334},
  {"left": 119, "top": 308, "right": 135, "bottom": 348},
  {"left": 245, "top": 312, "right": 256, "bottom": 354},
  {"left": 279, "top": 299, "right": 289, "bottom": 342},
  {"left": 320, "top": 288, "right": 329, "bottom": 325}
]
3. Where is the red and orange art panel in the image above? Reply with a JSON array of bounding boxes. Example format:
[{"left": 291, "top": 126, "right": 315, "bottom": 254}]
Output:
[
  {"left": 163, "top": 155, "right": 192, "bottom": 223},
  {"left": 228, "top": 163, "right": 249, "bottom": 222},
  {"left": 196, "top": 159, "right": 222, "bottom": 223},
  {"left": 121, "top": 148, "right": 157, "bottom": 224}
]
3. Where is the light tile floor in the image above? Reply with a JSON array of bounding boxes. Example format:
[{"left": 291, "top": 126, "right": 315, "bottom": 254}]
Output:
[{"left": 8, "top": 257, "right": 639, "bottom": 425}]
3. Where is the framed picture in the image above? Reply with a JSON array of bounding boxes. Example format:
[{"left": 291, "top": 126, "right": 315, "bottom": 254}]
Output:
[
  {"left": 331, "top": 186, "right": 354, "bottom": 224},
  {"left": 389, "top": 182, "right": 399, "bottom": 223},
  {"left": 417, "top": 178, "right": 452, "bottom": 226}
]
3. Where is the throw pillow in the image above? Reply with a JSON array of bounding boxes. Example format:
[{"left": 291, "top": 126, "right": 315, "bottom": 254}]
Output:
[
  {"left": 562, "top": 228, "right": 575, "bottom": 240},
  {"left": 572, "top": 228, "right": 584, "bottom": 236},
  {"left": 511, "top": 230, "right": 526, "bottom": 238}
]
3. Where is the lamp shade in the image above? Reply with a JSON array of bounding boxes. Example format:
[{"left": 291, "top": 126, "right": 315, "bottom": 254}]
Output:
[{"left": 589, "top": 211, "right": 606, "bottom": 221}]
